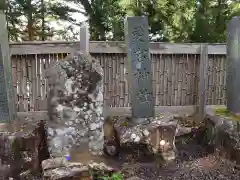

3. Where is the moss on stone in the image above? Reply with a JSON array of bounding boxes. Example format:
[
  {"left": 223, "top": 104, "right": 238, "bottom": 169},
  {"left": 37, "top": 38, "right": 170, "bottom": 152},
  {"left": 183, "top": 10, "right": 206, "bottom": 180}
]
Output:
[{"left": 214, "top": 107, "right": 240, "bottom": 121}]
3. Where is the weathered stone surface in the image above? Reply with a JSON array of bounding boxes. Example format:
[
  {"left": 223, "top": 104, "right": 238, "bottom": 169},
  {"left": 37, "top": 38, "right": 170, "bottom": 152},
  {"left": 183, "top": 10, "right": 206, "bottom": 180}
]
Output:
[
  {"left": 47, "top": 52, "right": 104, "bottom": 157},
  {"left": 42, "top": 158, "right": 115, "bottom": 180},
  {"left": 114, "top": 116, "right": 178, "bottom": 162},
  {"left": 124, "top": 16, "right": 154, "bottom": 121},
  {"left": 0, "top": 12, "right": 16, "bottom": 123},
  {"left": 205, "top": 106, "right": 240, "bottom": 164},
  {"left": 0, "top": 119, "right": 49, "bottom": 179},
  {"left": 226, "top": 17, "right": 240, "bottom": 115},
  {"left": 126, "top": 177, "right": 144, "bottom": 180}
]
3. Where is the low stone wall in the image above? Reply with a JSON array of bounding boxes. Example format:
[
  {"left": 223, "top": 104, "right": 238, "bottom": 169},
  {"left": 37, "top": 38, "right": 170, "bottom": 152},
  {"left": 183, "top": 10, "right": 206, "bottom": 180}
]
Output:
[
  {"left": 0, "top": 118, "right": 49, "bottom": 179},
  {"left": 205, "top": 106, "right": 240, "bottom": 165}
]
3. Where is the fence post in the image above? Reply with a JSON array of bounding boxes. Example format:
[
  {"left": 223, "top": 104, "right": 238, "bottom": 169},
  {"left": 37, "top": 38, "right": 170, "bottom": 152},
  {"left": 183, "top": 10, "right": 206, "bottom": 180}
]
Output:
[
  {"left": 80, "top": 25, "right": 89, "bottom": 54},
  {"left": 197, "top": 43, "right": 208, "bottom": 121}
]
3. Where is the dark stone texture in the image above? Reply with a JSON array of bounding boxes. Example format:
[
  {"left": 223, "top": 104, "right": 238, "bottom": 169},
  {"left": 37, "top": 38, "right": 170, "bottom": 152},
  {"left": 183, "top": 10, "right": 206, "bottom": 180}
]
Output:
[
  {"left": 110, "top": 116, "right": 178, "bottom": 163},
  {"left": 46, "top": 51, "right": 104, "bottom": 157},
  {"left": 0, "top": 119, "right": 49, "bottom": 179},
  {"left": 42, "top": 157, "right": 116, "bottom": 180},
  {"left": 0, "top": 12, "right": 16, "bottom": 123},
  {"left": 226, "top": 16, "right": 240, "bottom": 114},
  {"left": 124, "top": 16, "right": 154, "bottom": 120},
  {"left": 205, "top": 106, "right": 240, "bottom": 165}
]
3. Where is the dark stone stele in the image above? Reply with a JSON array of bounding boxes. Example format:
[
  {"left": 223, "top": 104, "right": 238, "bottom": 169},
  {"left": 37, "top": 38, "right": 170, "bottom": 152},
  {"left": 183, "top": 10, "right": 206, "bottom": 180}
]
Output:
[
  {"left": 0, "top": 12, "right": 16, "bottom": 122},
  {"left": 226, "top": 16, "right": 240, "bottom": 115},
  {"left": 124, "top": 16, "right": 154, "bottom": 121}
]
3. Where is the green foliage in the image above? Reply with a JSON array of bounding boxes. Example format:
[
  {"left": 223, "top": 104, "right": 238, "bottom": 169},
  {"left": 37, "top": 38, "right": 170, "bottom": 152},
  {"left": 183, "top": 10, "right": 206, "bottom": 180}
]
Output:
[
  {"left": 5, "top": 0, "right": 80, "bottom": 41},
  {"left": 99, "top": 172, "right": 123, "bottom": 180},
  {"left": 65, "top": 0, "right": 126, "bottom": 40},
  {"left": 215, "top": 107, "right": 240, "bottom": 121},
  {"left": 120, "top": 0, "right": 239, "bottom": 42},
  {"left": 2, "top": 0, "right": 240, "bottom": 42}
]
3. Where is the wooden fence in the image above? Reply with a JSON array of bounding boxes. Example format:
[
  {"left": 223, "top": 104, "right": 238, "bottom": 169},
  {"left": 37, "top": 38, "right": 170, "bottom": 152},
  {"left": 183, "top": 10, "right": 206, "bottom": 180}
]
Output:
[{"left": 9, "top": 41, "right": 227, "bottom": 112}]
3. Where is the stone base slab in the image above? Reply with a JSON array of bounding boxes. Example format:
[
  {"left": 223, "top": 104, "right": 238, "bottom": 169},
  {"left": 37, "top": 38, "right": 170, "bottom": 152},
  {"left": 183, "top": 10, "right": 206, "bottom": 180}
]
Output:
[
  {"left": 104, "top": 115, "right": 179, "bottom": 162},
  {"left": 205, "top": 105, "right": 240, "bottom": 165},
  {"left": 42, "top": 157, "right": 116, "bottom": 180}
]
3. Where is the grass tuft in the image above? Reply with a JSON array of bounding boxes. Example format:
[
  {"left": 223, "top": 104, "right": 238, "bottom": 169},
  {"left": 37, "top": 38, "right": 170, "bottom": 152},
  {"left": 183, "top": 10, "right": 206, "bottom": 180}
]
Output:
[{"left": 214, "top": 107, "right": 240, "bottom": 121}]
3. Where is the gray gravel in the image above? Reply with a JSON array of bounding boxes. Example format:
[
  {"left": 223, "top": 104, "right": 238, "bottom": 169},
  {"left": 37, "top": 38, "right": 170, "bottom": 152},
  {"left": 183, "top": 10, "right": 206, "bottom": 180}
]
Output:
[{"left": 121, "top": 139, "right": 240, "bottom": 180}]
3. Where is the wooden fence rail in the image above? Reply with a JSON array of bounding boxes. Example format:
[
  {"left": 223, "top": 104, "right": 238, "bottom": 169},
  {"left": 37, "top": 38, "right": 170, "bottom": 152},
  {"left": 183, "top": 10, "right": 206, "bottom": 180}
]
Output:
[{"left": 9, "top": 41, "right": 227, "bottom": 112}]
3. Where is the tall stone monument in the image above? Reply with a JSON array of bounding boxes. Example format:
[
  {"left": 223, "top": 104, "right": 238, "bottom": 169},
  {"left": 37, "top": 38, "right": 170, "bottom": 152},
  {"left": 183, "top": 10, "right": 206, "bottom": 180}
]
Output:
[
  {"left": 226, "top": 16, "right": 240, "bottom": 115},
  {"left": 124, "top": 16, "right": 154, "bottom": 123},
  {"left": 0, "top": 11, "right": 16, "bottom": 122},
  {"left": 47, "top": 52, "right": 104, "bottom": 157}
]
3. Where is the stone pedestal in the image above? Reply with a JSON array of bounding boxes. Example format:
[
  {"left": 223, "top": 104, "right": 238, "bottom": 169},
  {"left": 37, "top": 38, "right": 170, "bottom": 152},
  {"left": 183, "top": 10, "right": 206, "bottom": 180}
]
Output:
[
  {"left": 42, "top": 157, "right": 116, "bottom": 180},
  {"left": 106, "top": 115, "right": 178, "bottom": 163}
]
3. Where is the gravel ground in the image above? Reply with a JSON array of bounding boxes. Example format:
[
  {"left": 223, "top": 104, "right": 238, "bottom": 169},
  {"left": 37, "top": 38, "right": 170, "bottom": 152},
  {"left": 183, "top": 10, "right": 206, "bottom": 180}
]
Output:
[{"left": 119, "top": 139, "right": 240, "bottom": 180}]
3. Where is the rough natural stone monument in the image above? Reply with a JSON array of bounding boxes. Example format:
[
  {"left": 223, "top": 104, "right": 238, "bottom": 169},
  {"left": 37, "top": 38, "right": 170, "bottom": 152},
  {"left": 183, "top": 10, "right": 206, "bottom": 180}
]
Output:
[
  {"left": 124, "top": 16, "right": 154, "bottom": 123},
  {"left": 226, "top": 16, "right": 240, "bottom": 115},
  {"left": 47, "top": 51, "right": 104, "bottom": 157}
]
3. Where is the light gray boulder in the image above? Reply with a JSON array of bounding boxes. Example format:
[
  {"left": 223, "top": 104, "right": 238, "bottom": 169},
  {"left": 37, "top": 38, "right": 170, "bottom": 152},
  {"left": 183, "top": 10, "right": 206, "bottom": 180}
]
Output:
[{"left": 46, "top": 52, "right": 104, "bottom": 157}]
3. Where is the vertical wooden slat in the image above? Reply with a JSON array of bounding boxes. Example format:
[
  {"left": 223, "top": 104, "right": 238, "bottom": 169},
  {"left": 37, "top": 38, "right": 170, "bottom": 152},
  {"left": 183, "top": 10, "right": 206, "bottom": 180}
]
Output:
[
  {"left": 113, "top": 54, "right": 119, "bottom": 106},
  {"left": 27, "top": 55, "right": 34, "bottom": 111},
  {"left": 176, "top": 55, "right": 181, "bottom": 105},
  {"left": 170, "top": 54, "right": 175, "bottom": 105},
  {"left": 36, "top": 56, "right": 41, "bottom": 110},
  {"left": 213, "top": 55, "right": 217, "bottom": 104},
  {"left": 159, "top": 54, "right": 164, "bottom": 105},
  {"left": 152, "top": 54, "right": 156, "bottom": 106},
  {"left": 179, "top": 55, "right": 184, "bottom": 105},
  {"left": 108, "top": 54, "right": 114, "bottom": 106},
  {"left": 215, "top": 55, "right": 220, "bottom": 104},
  {"left": 166, "top": 55, "right": 171, "bottom": 106},
  {"left": 172, "top": 54, "right": 177, "bottom": 105},
  {"left": 103, "top": 54, "right": 109, "bottom": 106},
  {"left": 163, "top": 55, "right": 168, "bottom": 105},
  {"left": 119, "top": 54, "right": 125, "bottom": 107},
  {"left": 207, "top": 55, "right": 212, "bottom": 105},
  {"left": 32, "top": 55, "right": 37, "bottom": 110},
  {"left": 124, "top": 55, "right": 130, "bottom": 107},
  {"left": 41, "top": 56, "right": 46, "bottom": 99},
  {"left": 17, "top": 55, "right": 24, "bottom": 111},
  {"left": 11, "top": 55, "right": 18, "bottom": 110},
  {"left": 193, "top": 55, "right": 199, "bottom": 105},
  {"left": 220, "top": 55, "right": 226, "bottom": 104},
  {"left": 45, "top": 54, "right": 50, "bottom": 99},
  {"left": 22, "top": 55, "right": 28, "bottom": 111},
  {"left": 186, "top": 54, "right": 191, "bottom": 105},
  {"left": 182, "top": 54, "right": 188, "bottom": 105},
  {"left": 155, "top": 54, "right": 160, "bottom": 105}
]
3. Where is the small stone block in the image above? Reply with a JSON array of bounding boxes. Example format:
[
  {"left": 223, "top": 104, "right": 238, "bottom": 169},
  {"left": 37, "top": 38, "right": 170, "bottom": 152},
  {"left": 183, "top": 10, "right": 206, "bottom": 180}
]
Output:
[{"left": 114, "top": 116, "right": 178, "bottom": 162}]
